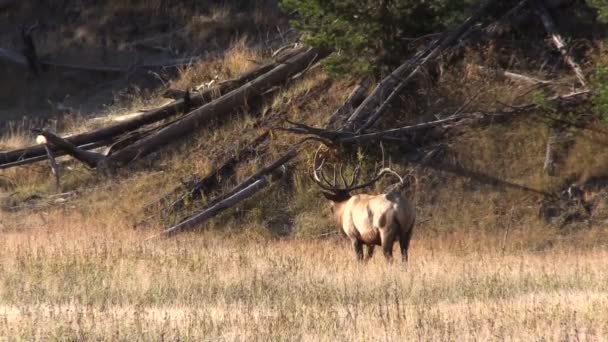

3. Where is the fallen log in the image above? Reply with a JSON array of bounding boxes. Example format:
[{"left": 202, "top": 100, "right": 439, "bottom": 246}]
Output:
[
  {"left": 31, "top": 129, "right": 104, "bottom": 168},
  {"left": 22, "top": 48, "right": 326, "bottom": 171},
  {"left": 0, "top": 49, "right": 303, "bottom": 169},
  {"left": 151, "top": 148, "right": 298, "bottom": 238},
  {"left": 146, "top": 131, "right": 270, "bottom": 214},
  {"left": 102, "top": 47, "right": 329, "bottom": 169}
]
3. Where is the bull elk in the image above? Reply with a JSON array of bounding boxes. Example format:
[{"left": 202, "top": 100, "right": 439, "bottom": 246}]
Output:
[{"left": 310, "top": 147, "right": 416, "bottom": 263}]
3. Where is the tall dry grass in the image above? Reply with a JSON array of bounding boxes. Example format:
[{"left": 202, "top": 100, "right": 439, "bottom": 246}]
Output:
[{"left": 0, "top": 221, "right": 607, "bottom": 340}]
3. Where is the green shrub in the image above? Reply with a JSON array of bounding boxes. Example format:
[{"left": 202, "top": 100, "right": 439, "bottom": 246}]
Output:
[
  {"left": 280, "top": 0, "right": 489, "bottom": 76},
  {"left": 586, "top": 0, "right": 608, "bottom": 23}
]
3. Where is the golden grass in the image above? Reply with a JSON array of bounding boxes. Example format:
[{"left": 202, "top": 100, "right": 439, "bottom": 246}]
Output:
[{"left": 0, "top": 222, "right": 607, "bottom": 340}]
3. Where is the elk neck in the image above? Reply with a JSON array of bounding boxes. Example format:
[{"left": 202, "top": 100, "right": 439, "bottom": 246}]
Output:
[
  {"left": 331, "top": 200, "right": 348, "bottom": 226},
  {"left": 321, "top": 190, "right": 351, "bottom": 226}
]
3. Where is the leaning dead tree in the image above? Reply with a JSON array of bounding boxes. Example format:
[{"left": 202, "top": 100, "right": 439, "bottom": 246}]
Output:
[
  {"left": 0, "top": 47, "right": 309, "bottom": 169},
  {"left": 151, "top": 149, "right": 299, "bottom": 238}
]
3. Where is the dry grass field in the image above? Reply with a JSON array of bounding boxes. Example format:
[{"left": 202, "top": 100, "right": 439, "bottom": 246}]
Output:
[
  {"left": 2, "top": 2, "right": 608, "bottom": 340},
  {"left": 1, "top": 221, "right": 607, "bottom": 341}
]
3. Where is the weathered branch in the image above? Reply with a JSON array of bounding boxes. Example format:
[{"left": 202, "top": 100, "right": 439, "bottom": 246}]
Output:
[
  {"left": 154, "top": 178, "right": 270, "bottom": 239},
  {"left": 31, "top": 129, "right": 104, "bottom": 168},
  {"left": 532, "top": 0, "right": 587, "bottom": 88},
  {"left": 41, "top": 143, "right": 61, "bottom": 190},
  {"left": 472, "top": 64, "right": 553, "bottom": 84},
  {"left": 543, "top": 128, "right": 558, "bottom": 175}
]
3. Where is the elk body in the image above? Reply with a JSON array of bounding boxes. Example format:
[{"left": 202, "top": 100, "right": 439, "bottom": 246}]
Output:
[{"left": 310, "top": 148, "right": 416, "bottom": 262}]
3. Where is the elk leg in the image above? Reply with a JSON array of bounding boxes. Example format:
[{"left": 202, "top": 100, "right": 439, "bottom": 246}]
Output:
[
  {"left": 381, "top": 231, "right": 395, "bottom": 261},
  {"left": 399, "top": 227, "right": 414, "bottom": 263},
  {"left": 365, "top": 245, "right": 375, "bottom": 260},
  {"left": 352, "top": 239, "right": 364, "bottom": 261},
  {"left": 382, "top": 242, "right": 394, "bottom": 261}
]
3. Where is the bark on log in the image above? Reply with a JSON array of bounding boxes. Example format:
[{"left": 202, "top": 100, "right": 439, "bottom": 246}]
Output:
[
  {"left": 103, "top": 47, "right": 329, "bottom": 168},
  {"left": 533, "top": 0, "right": 587, "bottom": 88},
  {"left": 0, "top": 52, "right": 300, "bottom": 168},
  {"left": 343, "top": 0, "right": 501, "bottom": 132}
]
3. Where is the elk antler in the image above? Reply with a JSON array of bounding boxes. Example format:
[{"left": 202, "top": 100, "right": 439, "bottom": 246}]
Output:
[{"left": 309, "top": 144, "right": 403, "bottom": 194}]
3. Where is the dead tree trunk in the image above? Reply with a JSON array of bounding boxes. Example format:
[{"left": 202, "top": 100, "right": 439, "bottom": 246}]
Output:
[
  {"left": 153, "top": 148, "right": 298, "bottom": 238},
  {"left": 31, "top": 129, "right": 104, "bottom": 168},
  {"left": 103, "top": 48, "right": 328, "bottom": 169}
]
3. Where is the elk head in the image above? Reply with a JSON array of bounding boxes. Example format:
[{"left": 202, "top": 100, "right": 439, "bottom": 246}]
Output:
[{"left": 309, "top": 145, "right": 403, "bottom": 212}]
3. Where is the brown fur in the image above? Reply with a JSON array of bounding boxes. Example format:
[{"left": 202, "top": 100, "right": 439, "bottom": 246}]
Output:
[{"left": 328, "top": 190, "right": 415, "bottom": 262}]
